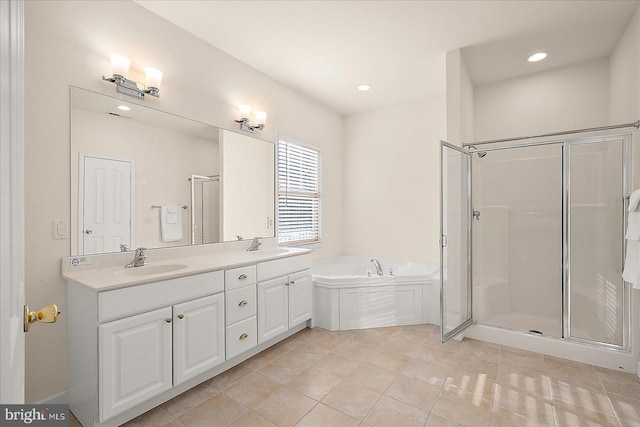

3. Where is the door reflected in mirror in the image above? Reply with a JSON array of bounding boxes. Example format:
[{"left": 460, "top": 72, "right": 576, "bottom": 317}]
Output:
[{"left": 70, "top": 87, "right": 275, "bottom": 256}]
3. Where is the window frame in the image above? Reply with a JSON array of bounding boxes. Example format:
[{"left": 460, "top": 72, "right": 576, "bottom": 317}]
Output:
[{"left": 276, "top": 132, "right": 322, "bottom": 247}]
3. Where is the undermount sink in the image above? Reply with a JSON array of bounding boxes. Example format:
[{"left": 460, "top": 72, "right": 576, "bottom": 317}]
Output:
[
  {"left": 248, "top": 248, "right": 289, "bottom": 255},
  {"left": 115, "top": 264, "right": 188, "bottom": 276}
]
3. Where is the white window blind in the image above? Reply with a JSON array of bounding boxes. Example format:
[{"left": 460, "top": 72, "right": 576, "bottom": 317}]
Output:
[{"left": 277, "top": 137, "right": 321, "bottom": 245}]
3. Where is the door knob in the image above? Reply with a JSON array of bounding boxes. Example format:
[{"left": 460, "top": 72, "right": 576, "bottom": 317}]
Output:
[
  {"left": 85, "top": 230, "right": 93, "bottom": 234},
  {"left": 177, "top": 314, "right": 184, "bottom": 319},
  {"left": 24, "top": 304, "right": 60, "bottom": 332}
]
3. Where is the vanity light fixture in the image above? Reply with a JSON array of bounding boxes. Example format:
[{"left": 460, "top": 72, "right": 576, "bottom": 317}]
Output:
[
  {"left": 102, "top": 53, "right": 163, "bottom": 100},
  {"left": 234, "top": 104, "right": 267, "bottom": 132}
]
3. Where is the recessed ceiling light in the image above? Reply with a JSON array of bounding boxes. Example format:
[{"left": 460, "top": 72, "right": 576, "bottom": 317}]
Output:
[
  {"left": 527, "top": 52, "right": 548, "bottom": 63},
  {"left": 357, "top": 84, "right": 371, "bottom": 91},
  {"left": 117, "top": 105, "right": 131, "bottom": 111}
]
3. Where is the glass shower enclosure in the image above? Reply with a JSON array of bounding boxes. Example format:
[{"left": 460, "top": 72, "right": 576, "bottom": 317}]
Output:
[{"left": 440, "top": 134, "right": 631, "bottom": 350}]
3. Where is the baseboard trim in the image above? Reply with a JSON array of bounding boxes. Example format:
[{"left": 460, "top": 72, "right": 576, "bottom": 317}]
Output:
[{"left": 35, "top": 391, "right": 69, "bottom": 405}]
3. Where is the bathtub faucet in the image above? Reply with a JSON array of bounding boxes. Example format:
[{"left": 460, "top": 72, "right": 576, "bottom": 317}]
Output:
[{"left": 370, "top": 258, "right": 383, "bottom": 276}]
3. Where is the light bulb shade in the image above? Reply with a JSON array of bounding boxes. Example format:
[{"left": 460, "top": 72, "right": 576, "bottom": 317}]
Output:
[
  {"left": 239, "top": 104, "right": 251, "bottom": 119},
  {"left": 255, "top": 111, "right": 267, "bottom": 125},
  {"left": 110, "top": 54, "right": 131, "bottom": 77},
  {"left": 144, "top": 67, "right": 163, "bottom": 89}
]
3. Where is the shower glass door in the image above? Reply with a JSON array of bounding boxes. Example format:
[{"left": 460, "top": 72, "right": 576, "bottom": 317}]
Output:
[
  {"left": 440, "top": 142, "right": 473, "bottom": 342},
  {"left": 567, "top": 135, "right": 630, "bottom": 349}
]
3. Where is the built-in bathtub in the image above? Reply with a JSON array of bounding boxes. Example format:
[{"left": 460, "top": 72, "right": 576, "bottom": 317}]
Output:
[{"left": 313, "top": 256, "right": 440, "bottom": 331}]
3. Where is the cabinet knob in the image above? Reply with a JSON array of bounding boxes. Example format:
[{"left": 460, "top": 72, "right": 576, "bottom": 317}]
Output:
[
  {"left": 290, "top": 280, "right": 295, "bottom": 285},
  {"left": 238, "top": 300, "right": 248, "bottom": 307},
  {"left": 238, "top": 274, "right": 248, "bottom": 280},
  {"left": 165, "top": 318, "right": 172, "bottom": 323},
  {"left": 239, "top": 333, "right": 249, "bottom": 340},
  {"left": 177, "top": 314, "right": 184, "bottom": 319}
]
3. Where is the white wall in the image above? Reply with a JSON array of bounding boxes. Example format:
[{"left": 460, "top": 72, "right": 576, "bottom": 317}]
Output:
[
  {"left": 445, "top": 50, "right": 474, "bottom": 145},
  {"left": 610, "top": 6, "right": 640, "bottom": 124},
  {"left": 343, "top": 96, "right": 446, "bottom": 263},
  {"left": 25, "top": 0, "right": 343, "bottom": 403},
  {"left": 474, "top": 58, "right": 610, "bottom": 141}
]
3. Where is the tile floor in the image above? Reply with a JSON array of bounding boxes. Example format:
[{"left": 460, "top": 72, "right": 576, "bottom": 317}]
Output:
[{"left": 70, "top": 325, "right": 640, "bottom": 427}]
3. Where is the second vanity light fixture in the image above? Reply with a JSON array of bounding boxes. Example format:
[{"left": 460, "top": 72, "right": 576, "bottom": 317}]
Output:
[
  {"left": 102, "top": 53, "right": 163, "bottom": 100},
  {"left": 234, "top": 104, "right": 267, "bottom": 132}
]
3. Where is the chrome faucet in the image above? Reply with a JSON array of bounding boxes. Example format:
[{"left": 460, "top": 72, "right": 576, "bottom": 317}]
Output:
[
  {"left": 247, "top": 237, "right": 262, "bottom": 251},
  {"left": 120, "top": 244, "right": 129, "bottom": 252},
  {"left": 125, "top": 247, "right": 148, "bottom": 268},
  {"left": 370, "top": 258, "right": 383, "bottom": 276}
]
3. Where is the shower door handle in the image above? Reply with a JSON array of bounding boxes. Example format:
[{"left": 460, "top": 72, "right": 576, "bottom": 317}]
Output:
[{"left": 440, "top": 235, "right": 448, "bottom": 248}]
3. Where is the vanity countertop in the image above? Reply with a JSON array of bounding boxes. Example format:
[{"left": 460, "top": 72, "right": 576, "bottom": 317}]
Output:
[{"left": 62, "top": 247, "right": 311, "bottom": 292}]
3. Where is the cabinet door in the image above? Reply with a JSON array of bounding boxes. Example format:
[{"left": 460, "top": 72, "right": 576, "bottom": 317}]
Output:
[
  {"left": 99, "top": 307, "right": 172, "bottom": 422},
  {"left": 173, "top": 293, "right": 225, "bottom": 386},
  {"left": 257, "top": 277, "right": 289, "bottom": 344},
  {"left": 288, "top": 269, "right": 313, "bottom": 327}
]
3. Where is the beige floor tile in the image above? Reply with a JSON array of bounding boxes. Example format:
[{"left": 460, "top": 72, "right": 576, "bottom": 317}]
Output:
[
  {"left": 364, "top": 396, "right": 429, "bottom": 427},
  {"left": 385, "top": 374, "right": 441, "bottom": 412},
  {"left": 596, "top": 367, "right": 640, "bottom": 399},
  {"left": 401, "top": 358, "right": 449, "bottom": 387},
  {"left": 608, "top": 392, "right": 640, "bottom": 426},
  {"left": 306, "top": 331, "right": 351, "bottom": 350},
  {"left": 352, "top": 327, "right": 397, "bottom": 346},
  {"left": 223, "top": 372, "right": 282, "bottom": 409},
  {"left": 178, "top": 394, "right": 248, "bottom": 427},
  {"left": 552, "top": 399, "right": 621, "bottom": 427},
  {"left": 296, "top": 403, "right": 361, "bottom": 427},
  {"left": 333, "top": 339, "right": 378, "bottom": 361},
  {"left": 431, "top": 387, "right": 493, "bottom": 427},
  {"left": 160, "top": 420, "right": 185, "bottom": 427},
  {"left": 314, "top": 353, "right": 361, "bottom": 377},
  {"left": 549, "top": 378, "right": 613, "bottom": 416},
  {"left": 227, "top": 411, "right": 275, "bottom": 427},
  {"left": 496, "top": 363, "right": 550, "bottom": 399},
  {"left": 252, "top": 387, "right": 316, "bottom": 427},
  {"left": 460, "top": 338, "right": 502, "bottom": 363},
  {"left": 451, "top": 354, "right": 499, "bottom": 383},
  {"left": 288, "top": 343, "right": 331, "bottom": 364},
  {"left": 378, "top": 336, "right": 425, "bottom": 359},
  {"left": 425, "top": 414, "right": 465, "bottom": 427},
  {"left": 206, "top": 364, "right": 252, "bottom": 391},
  {"left": 259, "top": 353, "right": 310, "bottom": 384},
  {"left": 444, "top": 373, "right": 497, "bottom": 402},
  {"left": 493, "top": 384, "right": 554, "bottom": 425},
  {"left": 241, "top": 346, "right": 287, "bottom": 370},
  {"left": 490, "top": 405, "right": 554, "bottom": 427},
  {"left": 122, "top": 406, "right": 175, "bottom": 427},
  {"left": 322, "top": 381, "right": 382, "bottom": 420},
  {"left": 544, "top": 356, "right": 603, "bottom": 390},
  {"left": 500, "top": 347, "right": 546, "bottom": 371},
  {"left": 161, "top": 383, "right": 218, "bottom": 418},
  {"left": 346, "top": 362, "right": 397, "bottom": 394},
  {"left": 69, "top": 414, "right": 82, "bottom": 427},
  {"left": 366, "top": 349, "right": 410, "bottom": 373},
  {"left": 413, "top": 345, "right": 462, "bottom": 369},
  {"left": 286, "top": 367, "right": 343, "bottom": 401},
  {"left": 390, "top": 324, "right": 433, "bottom": 343}
]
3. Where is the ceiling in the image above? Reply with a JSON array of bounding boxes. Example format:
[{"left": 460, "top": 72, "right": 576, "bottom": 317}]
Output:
[{"left": 134, "top": 0, "right": 638, "bottom": 115}]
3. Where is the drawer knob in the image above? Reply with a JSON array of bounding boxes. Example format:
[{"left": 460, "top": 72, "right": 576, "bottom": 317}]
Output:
[
  {"left": 239, "top": 333, "right": 249, "bottom": 340},
  {"left": 178, "top": 314, "right": 184, "bottom": 319},
  {"left": 290, "top": 280, "right": 295, "bottom": 285},
  {"left": 238, "top": 300, "right": 248, "bottom": 307},
  {"left": 238, "top": 274, "right": 248, "bottom": 280},
  {"left": 165, "top": 318, "right": 172, "bottom": 323}
]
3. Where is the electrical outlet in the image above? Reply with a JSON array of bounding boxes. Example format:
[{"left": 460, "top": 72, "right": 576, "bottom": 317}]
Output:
[{"left": 53, "top": 220, "right": 68, "bottom": 239}]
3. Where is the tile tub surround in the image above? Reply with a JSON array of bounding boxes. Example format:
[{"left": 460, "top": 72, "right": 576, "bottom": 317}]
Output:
[{"left": 70, "top": 324, "right": 640, "bottom": 427}]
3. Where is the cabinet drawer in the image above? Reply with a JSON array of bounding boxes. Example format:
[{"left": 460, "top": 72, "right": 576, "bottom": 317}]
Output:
[
  {"left": 257, "top": 254, "right": 312, "bottom": 282},
  {"left": 226, "top": 316, "right": 257, "bottom": 360},
  {"left": 226, "top": 285, "right": 257, "bottom": 325},
  {"left": 98, "top": 271, "right": 224, "bottom": 322},
  {"left": 225, "top": 265, "right": 257, "bottom": 291}
]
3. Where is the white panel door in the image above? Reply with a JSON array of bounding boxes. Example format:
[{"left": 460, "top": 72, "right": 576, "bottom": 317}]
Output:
[
  {"left": 99, "top": 307, "right": 172, "bottom": 422},
  {"left": 288, "top": 270, "right": 312, "bottom": 327},
  {"left": 82, "top": 155, "right": 133, "bottom": 254},
  {"left": 257, "top": 277, "right": 288, "bottom": 344},
  {"left": 173, "top": 293, "right": 225, "bottom": 386}
]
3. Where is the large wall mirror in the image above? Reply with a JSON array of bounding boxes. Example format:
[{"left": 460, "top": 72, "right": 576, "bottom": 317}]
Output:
[{"left": 70, "top": 87, "right": 275, "bottom": 256}]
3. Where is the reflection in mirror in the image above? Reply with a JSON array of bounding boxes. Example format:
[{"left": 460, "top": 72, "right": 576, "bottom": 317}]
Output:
[{"left": 70, "top": 87, "right": 275, "bottom": 256}]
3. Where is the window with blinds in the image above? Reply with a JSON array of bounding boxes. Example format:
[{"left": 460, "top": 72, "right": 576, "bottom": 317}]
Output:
[{"left": 277, "top": 136, "right": 321, "bottom": 245}]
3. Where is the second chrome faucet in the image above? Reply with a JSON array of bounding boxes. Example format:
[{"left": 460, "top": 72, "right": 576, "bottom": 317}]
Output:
[{"left": 125, "top": 247, "right": 148, "bottom": 268}]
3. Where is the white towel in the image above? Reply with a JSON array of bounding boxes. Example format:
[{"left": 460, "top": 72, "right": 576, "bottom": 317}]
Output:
[
  {"left": 161, "top": 205, "right": 183, "bottom": 242},
  {"left": 623, "top": 189, "right": 640, "bottom": 288}
]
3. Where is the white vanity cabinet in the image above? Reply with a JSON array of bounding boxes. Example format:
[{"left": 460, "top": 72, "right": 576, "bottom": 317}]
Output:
[
  {"left": 224, "top": 266, "right": 258, "bottom": 359},
  {"left": 257, "top": 256, "right": 313, "bottom": 344}
]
